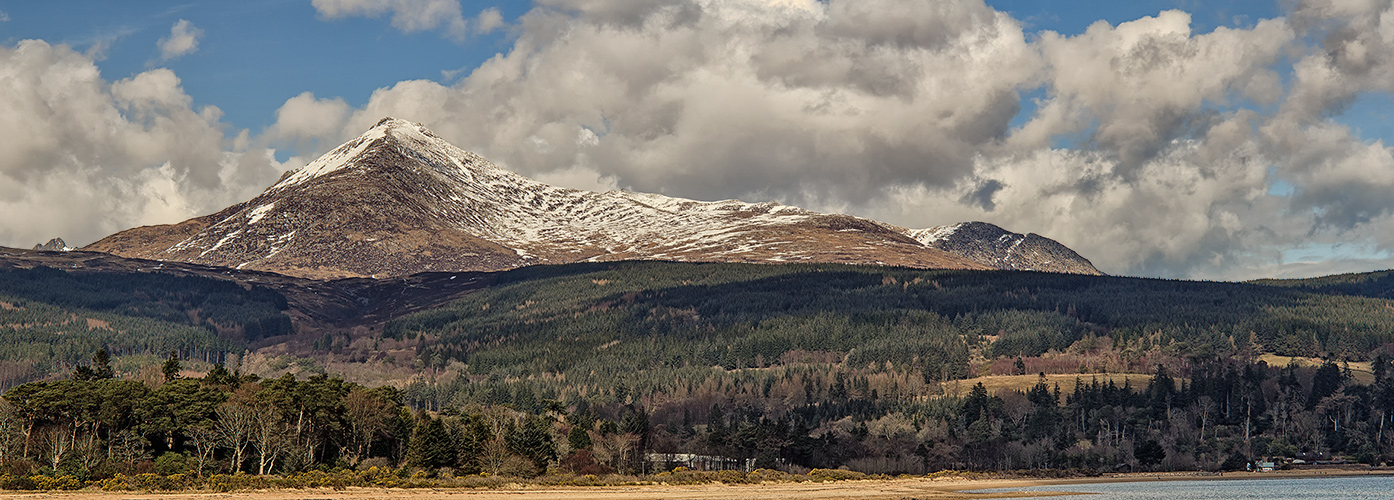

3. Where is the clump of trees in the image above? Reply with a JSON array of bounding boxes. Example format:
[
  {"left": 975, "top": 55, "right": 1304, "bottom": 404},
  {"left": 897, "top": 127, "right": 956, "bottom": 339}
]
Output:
[{"left": 0, "top": 351, "right": 576, "bottom": 482}]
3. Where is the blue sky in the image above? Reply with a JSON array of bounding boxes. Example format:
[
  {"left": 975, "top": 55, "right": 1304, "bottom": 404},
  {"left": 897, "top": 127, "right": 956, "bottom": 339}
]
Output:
[
  {"left": 1, "top": 1, "right": 527, "bottom": 131},
  {"left": 5, "top": 0, "right": 1394, "bottom": 280}
]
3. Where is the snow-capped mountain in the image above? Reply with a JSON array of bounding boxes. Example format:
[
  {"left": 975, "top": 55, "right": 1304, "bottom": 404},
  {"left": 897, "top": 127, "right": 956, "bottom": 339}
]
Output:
[
  {"left": 86, "top": 118, "right": 1094, "bottom": 279},
  {"left": 906, "top": 222, "right": 1102, "bottom": 275}
]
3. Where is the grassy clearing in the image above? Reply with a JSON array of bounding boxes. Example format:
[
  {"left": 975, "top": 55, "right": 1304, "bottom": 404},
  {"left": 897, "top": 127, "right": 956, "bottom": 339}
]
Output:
[
  {"left": 943, "top": 373, "right": 1156, "bottom": 397},
  {"left": 1258, "top": 354, "right": 1374, "bottom": 384}
]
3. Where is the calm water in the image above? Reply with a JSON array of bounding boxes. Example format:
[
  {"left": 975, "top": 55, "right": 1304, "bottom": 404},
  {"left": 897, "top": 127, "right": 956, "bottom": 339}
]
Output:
[{"left": 971, "top": 475, "right": 1394, "bottom": 499}]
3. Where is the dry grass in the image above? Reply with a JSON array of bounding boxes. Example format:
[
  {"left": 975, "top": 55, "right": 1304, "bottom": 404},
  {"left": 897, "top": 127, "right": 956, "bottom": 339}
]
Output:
[
  {"left": 940, "top": 373, "right": 1155, "bottom": 397},
  {"left": 1259, "top": 354, "right": 1374, "bottom": 385}
]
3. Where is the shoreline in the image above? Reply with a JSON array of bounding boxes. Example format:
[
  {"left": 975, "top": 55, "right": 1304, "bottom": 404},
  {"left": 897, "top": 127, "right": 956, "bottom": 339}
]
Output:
[
  {"left": 0, "top": 469, "right": 1389, "bottom": 500},
  {"left": 940, "top": 467, "right": 1394, "bottom": 494}
]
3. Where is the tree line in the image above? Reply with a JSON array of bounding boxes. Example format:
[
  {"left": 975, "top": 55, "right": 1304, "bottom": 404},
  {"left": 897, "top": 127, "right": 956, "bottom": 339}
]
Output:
[{"left": 4, "top": 350, "right": 1393, "bottom": 481}]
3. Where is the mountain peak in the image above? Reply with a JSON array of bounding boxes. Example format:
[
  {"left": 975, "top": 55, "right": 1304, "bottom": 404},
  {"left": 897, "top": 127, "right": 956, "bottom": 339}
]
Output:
[
  {"left": 269, "top": 117, "right": 491, "bottom": 192},
  {"left": 84, "top": 120, "right": 1095, "bottom": 279},
  {"left": 905, "top": 222, "right": 1101, "bottom": 275},
  {"left": 369, "top": 117, "right": 439, "bottom": 143},
  {"left": 32, "top": 238, "right": 72, "bottom": 252}
]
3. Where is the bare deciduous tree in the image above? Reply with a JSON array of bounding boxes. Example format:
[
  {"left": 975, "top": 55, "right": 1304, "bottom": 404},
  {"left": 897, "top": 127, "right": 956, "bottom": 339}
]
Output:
[
  {"left": 342, "top": 388, "right": 390, "bottom": 467},
  {"left": 38, "top": 424, "right": 71, "bottom": 472},
  {"left": 216, "top": 401, "right": 256, "bottom": 473},
  {"left": 478, "top": 437, "right": 512, "bottom": 475},
  {"left": 251, "top": 406, "right": 288, "bottom": 475},
  {"left": 590, "top": 432, "right": 639, "bottom": 473},
  {"left": 109, "top": 429, "right": 148, "bottom": 465},
  {"left": 187, "top": 426, "right": 220, "bottom": 476}
]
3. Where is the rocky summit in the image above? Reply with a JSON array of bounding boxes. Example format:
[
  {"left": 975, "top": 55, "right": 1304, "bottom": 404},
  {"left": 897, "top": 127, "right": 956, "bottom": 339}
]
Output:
[
  {"left": 906, "top": 222, "right": 1102, "bottom": 275},
  {"left": 86, "top": 118, "right": 1096, "bottom": 279},
  {"left": 32, "top": 238, "right": 72, "bottom": 252}
]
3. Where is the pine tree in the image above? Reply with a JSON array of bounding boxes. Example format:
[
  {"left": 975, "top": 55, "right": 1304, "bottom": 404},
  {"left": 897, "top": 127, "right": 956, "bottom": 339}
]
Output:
[
  {"left": 407, "top": 413, "right": 454, "bottom": 470},
  {"left": 72, "top": 365, "right": 95, "bottom": 381},
  {"left": 93, "top": 349, "right": 114, "bottom": 380},
  {"left": 162, "top": 351, "right": 182, "bottom": 382},
  {"left": 507, "top": 416, "right": 557, "bottom": 473},
  {"left": 567, "top": 425, "right": 591, "bottom": 451}
]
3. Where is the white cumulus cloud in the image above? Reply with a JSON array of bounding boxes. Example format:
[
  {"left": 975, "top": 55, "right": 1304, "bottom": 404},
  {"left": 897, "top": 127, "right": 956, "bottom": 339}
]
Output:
[
  {"left": 0, "top": 40, "right": 282, "bottom": 249},
  {"left": 473, "top": 7, "right": 504, "bottom": 35},
  {"left": 158, "top": 19, "right": 203, "bottom": 61}
]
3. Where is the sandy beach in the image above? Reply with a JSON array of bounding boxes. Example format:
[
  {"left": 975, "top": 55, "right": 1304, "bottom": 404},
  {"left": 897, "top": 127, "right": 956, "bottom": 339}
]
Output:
[{"left": 0, "top": 469, "right": 1389, "bottom": 500}]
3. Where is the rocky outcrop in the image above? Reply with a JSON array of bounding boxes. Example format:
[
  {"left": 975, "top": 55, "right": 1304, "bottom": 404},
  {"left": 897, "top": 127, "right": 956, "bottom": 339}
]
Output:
[{"left": 32, "top": 238, "right": 71, "bottom": 252}]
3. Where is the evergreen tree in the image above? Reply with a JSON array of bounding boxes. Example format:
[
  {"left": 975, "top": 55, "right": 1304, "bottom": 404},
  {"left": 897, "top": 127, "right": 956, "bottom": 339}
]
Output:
[
  {"left": 93, "top": 349, "right": 114, "bottom": 380},
  {"left": 1134, "top": 439, "right": 1167, "bottom": 469},
  {"left": 203, "top": 363, "right": 237, "bottom": 386},
  {"left": 507, "top": 416, "right": 557, "bottom": 473},
  {"left": 567, "top": 425, "right": 591, "bottom": 451},
  {"left": 407, "top": 413, "right": 454, "bottom": 470},
  {"left": 162, "top": 351, "right": 182, "bottom": 382},
  {"left": 1309, "top": 361, "right": 1345, "bottom": 408},
  {"left": 72, "top": 365, "right": 95, "bottom": 381}
]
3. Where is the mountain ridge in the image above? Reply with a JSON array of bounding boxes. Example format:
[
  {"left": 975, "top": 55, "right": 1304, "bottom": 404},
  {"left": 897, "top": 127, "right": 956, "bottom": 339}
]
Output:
[{"left": 86, "top": 118, "right": 1099, "bottom": 279}]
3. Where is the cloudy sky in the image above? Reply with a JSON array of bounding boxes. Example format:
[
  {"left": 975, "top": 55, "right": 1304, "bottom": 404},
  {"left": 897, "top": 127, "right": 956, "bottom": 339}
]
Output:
[{"left": 4, "top": 0, "right": 1394, "bottom": 280}]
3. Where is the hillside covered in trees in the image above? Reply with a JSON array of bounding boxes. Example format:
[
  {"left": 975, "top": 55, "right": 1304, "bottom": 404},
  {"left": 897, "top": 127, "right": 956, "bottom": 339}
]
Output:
[
  {"left": 0, "top": 265, "right": 292, "bottom": 389},
  {"left": 4, "top": 259, "right": 1394, "bottom": 483}
]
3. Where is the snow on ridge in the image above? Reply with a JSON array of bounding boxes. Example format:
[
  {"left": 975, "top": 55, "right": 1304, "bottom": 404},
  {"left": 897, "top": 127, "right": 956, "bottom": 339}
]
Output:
[
  {"left": 198, "top": 230, "right": 241, "bottom": 259},
  {"left": 176, "top": 117, "right": 944, "bottom": 267},
  {"left": 390, "top": 143, "right": 824, "bottom": 254},
  {"left": 247, "top": 203, "right": 275, "bottom": 224},
  {"left": 248, "top": 117, "right": 832, "bottom": 258},
  {"left": 905, "top": 223, "right": 965, "bottom": 245},
  {"left": 272, "top": 126, "right": 388, "bottom": 189}
]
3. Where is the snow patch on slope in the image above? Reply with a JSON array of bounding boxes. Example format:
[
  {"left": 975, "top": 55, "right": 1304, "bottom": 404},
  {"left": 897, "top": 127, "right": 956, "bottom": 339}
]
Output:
[
  {"left": 906, "top": 223, "right": 965, "bottom": 245},
  {"left": 272, "top": 125, "right": 389, "bottom": 189},
  {"left": 247, "top": 203, "right": 275, "bottom": 224}
]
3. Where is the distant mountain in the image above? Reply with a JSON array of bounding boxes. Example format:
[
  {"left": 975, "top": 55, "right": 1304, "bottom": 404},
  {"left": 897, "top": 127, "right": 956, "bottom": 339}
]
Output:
[
  {"left": 906, "top": 222, "right": 1102, "bottom": 275},
  {"left": 32, "top": 238, "right": 72, "bottom": 252},
  {"left": 86, "top": 118, "right": 1093, "bottom": 279}
]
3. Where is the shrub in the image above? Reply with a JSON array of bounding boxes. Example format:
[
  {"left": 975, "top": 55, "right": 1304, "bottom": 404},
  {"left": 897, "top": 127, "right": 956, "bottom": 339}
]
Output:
[
  {"left": 559, "top": 450, "right": 613, "bottom": 475},
  {"left": 26, "top": 475, "right": 82, "bottom": 490},
  {"left": 207, "top": 472, "right": 270, "bottom": 492},
  {"left": 97, "top": 473, "right": 132, "bottom": 491},
  {"left": 0, "top": 474, "right": 82, "bottom": 491},
  {"left": 749, "top": 468, "right": 795, "bottom": 482},
  {"left": 154, "top": 452, "right": 191, "bottom": 476},
  {"left": 809, "top": 468, "right": 867, "bottom": 481}
]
